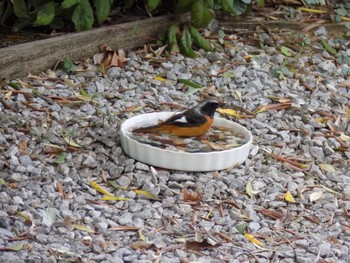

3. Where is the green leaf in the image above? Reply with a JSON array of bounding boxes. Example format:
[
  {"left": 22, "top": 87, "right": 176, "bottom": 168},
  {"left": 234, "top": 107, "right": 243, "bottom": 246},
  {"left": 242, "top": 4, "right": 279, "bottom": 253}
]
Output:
[
  {"left": 321, "top": 38, "right": 337, "bottom": 55},
  {"left": 232, "top": 0, "right": 251, "bottom": 16},
  {"left": 256, "top": 0, "right": 265, "bottom": 8},
  {"left": 12, "top": 0, "right": 29, "bottom": 18},
  {"left": 0, "top": 177, "right": 5, "bottom": 185},
  {"left": 175, "top": 0, "right": 196, "bottom": 13},
  {"left": 280, "top": 46, "right": 292, "bottom": 57},
  {"left": 72, "top": 0, "right": 94, "bottom": 31},
  {"left": 179, "top": 27, "right": 197, "bottom": 58},
  {"left": 54, "top": 153, "right": 67, "bottom": 164},
  {"left": 189, "top": 25, "right": 212, "bottom": 51},
  {"left": 191, "top": 0, "right": 214, "bottom": 28},
  {"left": 220, "top": 0, "right": 234, "bottom": 13},
  {"left": 62, "top": 0, "right": 80, "bottom": 9},
  {"left": 203, "top": 0, "right": 214, "bottom": 8},
  {"left": 178, "top": 79, "right": 202, "bottom": 89},
  {"left": 134, "top": 189, "right": 161, "bottom": 201},
  {"left": 94, "top": 0, "right": 110, "bottom": 25},
  {"left": 47, "top": 207, "right": 57, "bottom": 223},
  {"left": 167, "top": 24, "right": 180, "bottom": 55},
  {"left": 147, "top": 0, "right": 161, "bottom": 12},
  {"left": 34, "top": 1, "right": 55, "bottom": 26},
  {"left": 59, "top": 58, "right": 77, "bottom": 72},
  {"left": 235, "top": 223, "right": 247, "bottom": 234}
]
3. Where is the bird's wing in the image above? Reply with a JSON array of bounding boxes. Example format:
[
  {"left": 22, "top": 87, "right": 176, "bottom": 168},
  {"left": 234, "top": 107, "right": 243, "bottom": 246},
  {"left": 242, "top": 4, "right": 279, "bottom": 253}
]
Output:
[{"left": 162, "top": 109, "right": 206, "bottom": 127}]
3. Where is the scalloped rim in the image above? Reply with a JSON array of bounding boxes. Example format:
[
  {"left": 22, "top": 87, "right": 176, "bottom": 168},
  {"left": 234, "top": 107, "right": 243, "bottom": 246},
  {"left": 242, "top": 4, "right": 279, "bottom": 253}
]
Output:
[{"left": 120, "top": 112, "right": 252, "bottom": 171}]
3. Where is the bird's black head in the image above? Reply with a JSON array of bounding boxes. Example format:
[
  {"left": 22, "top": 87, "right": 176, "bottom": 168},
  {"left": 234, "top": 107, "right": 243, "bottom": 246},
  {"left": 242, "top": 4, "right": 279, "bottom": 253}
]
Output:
[{"left": 197, "top": 99, "right": 221, "bottom": 117}]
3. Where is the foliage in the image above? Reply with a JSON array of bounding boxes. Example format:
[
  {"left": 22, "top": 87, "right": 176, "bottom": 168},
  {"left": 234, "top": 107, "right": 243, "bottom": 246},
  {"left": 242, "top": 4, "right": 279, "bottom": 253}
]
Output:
[
  {"left": 0, "top": 0, "right": 253, "bottom": 56},
  {"left": 0, "top": 0, "right": 113, "bottom": 31}
]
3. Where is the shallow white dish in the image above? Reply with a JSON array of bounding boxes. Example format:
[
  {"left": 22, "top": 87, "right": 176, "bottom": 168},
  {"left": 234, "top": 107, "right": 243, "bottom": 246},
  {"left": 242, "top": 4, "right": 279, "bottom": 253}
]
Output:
[{"left": 120, "top": 112, "right": 252, "bottom": 172}]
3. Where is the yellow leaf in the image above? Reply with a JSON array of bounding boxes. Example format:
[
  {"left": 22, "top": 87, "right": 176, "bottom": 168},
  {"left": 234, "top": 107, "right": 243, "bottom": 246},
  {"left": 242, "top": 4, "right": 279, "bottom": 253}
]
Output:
[
  {"left": 319, "top": 163, "right": 336, "bottom": 173},
  {"left": 62, "top": 136, "right": 82, "bottom": 148},
  {"left": 134, "top": 189, "right": 161, "bottom": 200},
  {"left": 154, "top": 76, "right": 170, "bottom": 83},
  {"left": 346, "top": 107, "right": 350, "bottom": 122},
  {"left": 4, "top": 91, "right": 13, "bottom": 100},
  {"left": 315, "top": 117, "right": 327, "bottom": 123},
  {"left": 244, "top": 233, "right": 264, "bottom": 247},
  {"left": 254, "top": 106, "right": 266, "bottom": 114},
  {"left": 90, "top": 181, "right": 114, "bottom": 197},
  {"left": 217, "top": 108, "right": 242, "bottom": 118},
  {"left": 284, "top": 191, "right": 296, "bottom": 203},
  {"left": 17, "top": 211, "right": 31, "bottom": 221},
  {"left": 73, "top": 224, "right": 95, "bottom": 233},
  {"left": 101, "top": 195, "right": 129, "bottom": 201},
  {"left": 298, "top": 7, "right": 327, "bottom": 14},
  {"left": 340, "top": 133, "right": 350, "bottom": 142}
]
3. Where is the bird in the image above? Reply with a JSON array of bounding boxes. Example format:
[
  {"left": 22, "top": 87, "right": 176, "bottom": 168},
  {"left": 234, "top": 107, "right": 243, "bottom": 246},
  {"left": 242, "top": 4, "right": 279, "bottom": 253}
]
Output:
[{"left": 132, "top": 99, "right": 221, "bottom": 137}]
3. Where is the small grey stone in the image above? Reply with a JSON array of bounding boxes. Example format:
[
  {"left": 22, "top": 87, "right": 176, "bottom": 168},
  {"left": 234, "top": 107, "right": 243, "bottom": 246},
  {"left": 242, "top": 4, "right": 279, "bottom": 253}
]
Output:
[
  {"left": 169, "top": 173, "right": 194, "bottom": 182},
  {"left": 314, "top": 26, "right": 327, "bottom": 36},
  {"left": 135, "top": 162, "right": 149, "bottom": 171},
  {"left": 13, "top": 196, "right": 24, "bottom": 205}
]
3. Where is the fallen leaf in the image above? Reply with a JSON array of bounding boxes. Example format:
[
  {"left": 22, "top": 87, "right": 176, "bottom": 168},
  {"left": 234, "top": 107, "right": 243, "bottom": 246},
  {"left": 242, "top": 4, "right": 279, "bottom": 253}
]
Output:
[
  {"left": 73, "top": 224, "right": 95, "bottom": 233},
  {"left": 90, "top": 181, "right": 114, "bottom": 197},
  {"left": 129, "top": 241, "right": 155, "bottom": 250},
  {"left": 100, "top": 45, "right": 126, "bottom": 73},
  {"left": 62, "top": 136, "right": 82, "bottom": 148},
  {"left": 318, "top": 163, "right": 336, "bottom": 173},
  {"left": 270, "top": 153, "right": 309, "bottom": 170},
  {"left": 133, "top": 190, "right": 161, "bottom": 201},
  {"left": 340, "top": 133, "right": 350, "bottom": 142},
  {"left": 244, "top": 233, "right": 264, "bottom": 247},
  {"left": 235, "top": 223, "right": 247, "bottom": 234},
  {"left": 3, "top": 91, "right": 13, "bottom": 100},
  {"left": 284, "top": 191, "right": 296, "bottom": 203},
  {"left": 185, "top": 239, "right": 220, "bottom": 251},
  {"left": 101, "top": 195, "right": 128, "bottom": 201},
  {"left": 245, "top": 181, "right": 259, "bottom": 198},
  {"left": 217, "top": 108, "right": 244, "bottom": 118},
  {"left": 309, "top": 191, "right": 324, "bottom": 202},
  {"left": 108, "top": 226, "right": 140, "bottom": 231},
  {"left": 256, "top": 209, "right": 285, "bottom": 220},
  {"left": 54, "top": 153, "right": 67, "bottom": 164},
  {"left": 182, "top": 189, "right": 202, "bottom": 202}
]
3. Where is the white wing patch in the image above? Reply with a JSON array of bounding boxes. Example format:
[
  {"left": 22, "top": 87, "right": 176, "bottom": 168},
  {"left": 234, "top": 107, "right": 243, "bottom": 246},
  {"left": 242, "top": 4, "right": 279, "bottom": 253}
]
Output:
[{"left": 175, "top": 116, "right": 189, "bottom": 123}]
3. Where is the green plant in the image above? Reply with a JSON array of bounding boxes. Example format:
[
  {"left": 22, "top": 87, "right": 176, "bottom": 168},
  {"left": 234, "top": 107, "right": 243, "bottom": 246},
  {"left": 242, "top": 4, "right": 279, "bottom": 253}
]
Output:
[
  {"left": 0, "top": 0, "right": 113, "bottom": 31},
  {"left": 164, "top": 0, "right": 253, "bottom": 57}
]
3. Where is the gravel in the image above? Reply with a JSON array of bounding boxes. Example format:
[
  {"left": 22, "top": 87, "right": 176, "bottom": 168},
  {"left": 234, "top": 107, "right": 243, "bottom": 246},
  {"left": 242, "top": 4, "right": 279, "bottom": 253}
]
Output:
[{"left": 0, "top": 23, "right": 350, "bottom": 263}]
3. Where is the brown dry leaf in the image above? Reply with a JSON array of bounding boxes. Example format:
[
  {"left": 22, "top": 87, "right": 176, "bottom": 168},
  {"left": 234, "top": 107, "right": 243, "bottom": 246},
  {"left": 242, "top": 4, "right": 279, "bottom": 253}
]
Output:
[
  {"left": 100, "top": 45, "right": 126, "bottom": 73},
  {"left": 18, "top": 140, "right": 27, "bottom": 152},
  {"left": 270, "top": 153, "right": 309, "bottom": 170},
  {"left": 303, "top": 215, "right": 321, "bottom": 224},
  {"left": 56, "top": 181, "right": 65, "bottom": 199},
  {"left": 185, "top": 239, "right": 220, "bottom": 252},
  {"left": 182, "top": 189, "right": 203, "bottom": 202},
  {"left": 108, "top": 226, "right": 140, "bottom": 231},
  {"left": 129, "top": 241, "right": 155, "bottom": 251},
  {"left": 268, "top": 96, "right": 292, "bottom": 103},
  {"left": 8, "top": 183, "right": 18, "bottom": 189},
  {"left": 256, "top": 209, "right": 285, "bottom": 220},
  {"left": 263, "top": 102, "right": 292, "bottom": 111}
]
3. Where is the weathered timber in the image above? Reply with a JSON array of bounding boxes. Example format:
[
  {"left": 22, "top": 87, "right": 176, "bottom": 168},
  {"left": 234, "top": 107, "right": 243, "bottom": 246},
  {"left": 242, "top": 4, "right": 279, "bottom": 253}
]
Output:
[{"left": 0, "top": 14, "right": 189, "bottom": 79}]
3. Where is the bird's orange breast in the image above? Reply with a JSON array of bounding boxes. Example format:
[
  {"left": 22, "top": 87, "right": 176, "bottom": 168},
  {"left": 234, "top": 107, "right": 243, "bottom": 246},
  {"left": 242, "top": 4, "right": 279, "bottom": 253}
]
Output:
[{"left": 153, "top": 115, "right": 213, "bottom": 137}]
